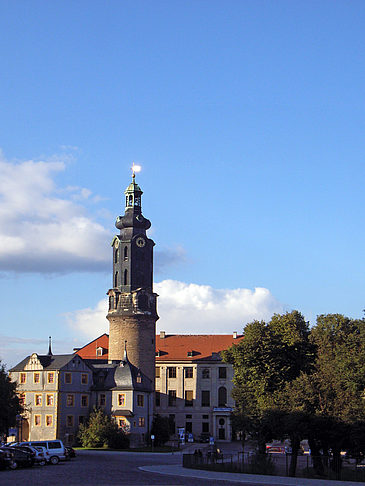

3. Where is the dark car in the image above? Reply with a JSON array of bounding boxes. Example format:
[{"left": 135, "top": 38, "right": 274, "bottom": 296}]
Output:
[
  {"left": 3, "top": 447, "right": 34, "bottom": 469},
  {"left": 65, "top": 446, "right": 76, "bottom": 459},
  {"left": 198, "top": 433, "right": 210, "bottom": 443},
  {"left": 0, "top": 449, "right": 13, "bottom": 470}
]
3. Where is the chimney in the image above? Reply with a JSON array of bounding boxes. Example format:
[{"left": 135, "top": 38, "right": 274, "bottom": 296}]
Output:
[
  {"left": 160, "top": 330, "right": 165, "bottom": 339},
  {"left": 233, "top": 331, "right": 237, "bottom": 339}
]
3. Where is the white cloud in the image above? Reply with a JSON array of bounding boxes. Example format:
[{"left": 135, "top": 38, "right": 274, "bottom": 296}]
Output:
[
  {"left": 155, "top": 280, "right": 284, "bottom": 334},
  {"left": 0, "top": 151, "right": 187, "bottom": 275},
  {"left": 66, "top": 299, "right": 109, "bottom": 338},
  {"left": 0, "top": 152, "right": 110, "bottom": 273},
  {"left": 66, "top": 280, "right": 283, "bottom": 341}
]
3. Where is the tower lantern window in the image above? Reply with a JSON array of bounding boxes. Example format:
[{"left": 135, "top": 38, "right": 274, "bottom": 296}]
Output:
[
  {"left": 134, "top": 196, "right": 141, "bottom": 206},
  {"left": 128, "top": 195, "right": 133, "bottom": 207}
]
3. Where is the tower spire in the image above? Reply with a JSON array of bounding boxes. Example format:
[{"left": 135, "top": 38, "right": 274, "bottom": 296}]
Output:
[
  {"left": 107, "top": 167, "right": 158, "bottom": 381},
  {"left": 47, "top": 336, "right": 52, "bottom": 356}
]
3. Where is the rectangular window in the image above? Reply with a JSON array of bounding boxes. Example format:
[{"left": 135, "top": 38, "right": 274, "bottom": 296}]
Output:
[
  {"left": 202, "top": 368, "right": 210, "bottom": 379},
  {"left": 185, "top": 421, "right": 192, "bottom": 433},
  {"left": 119, "top": 418, "right": 126, "bottom": 428},
  {"left": 33, "top": 372, "right": 40, "bottom": 384},
  {"left": 65, "top": 372, "right": 72, "bottom": 384},
  {"left": 34, "top": 415, "right": 41, "bottom": 426},
  {"left": 218, "top": 367, "right": 227, "bottom": 379},
  {"left": 155, "top": 391, "right": 160, "bottom": 407},
  {"left": 35, "top": 394, "right": 42, "bottom": 406},
  {"left": 138, "top": 417, "right": 145, "bottom": 427},
  {"left": 47, "top": 372, "right": 55, "bottom": 384},
  {"left": 46, "top": 394, "right": 54, "bottom": 406},
  {"left": 202, "top": 422, "right": 209, "bottom": 433},
  {"left": 81, "top": 395, "right": 88, "bottom": 407},
  {"left": 168, "top": 390, "right": 176, "bottom": 407},
  {"left": 137, "top": 395, "right": 144, "bottom": 407},
  {"left": 20, "top": 373, "right": 26, "bottom": 384},
  {"left": 79, "top": 416, "right": 86, "bottom": 425},
  {"left": 168, "top": 367, "right": 176, "bottom": 378},
  {"left": 202, "top": 414, "right": 209, "bottom": 419},
  {"left": 184, "top": 368, "right": 193, "bottom": 379},
  {"left": 201, "top": 390, "right": 210, "bottom": 407},
  {"left": 81, "top": 373, "right": 88, "bottom": 385},
  {"left": 66, "top": 415, "right": 74, "bottom": 427},
  {"left": 185, "top": 390, "right": 193, "bottom": 407},
  {"left": 118, "top": 394, "right": 125, "bottom": 407},
  {"left": 155, "top": 367, "right": 160, "bottom": 378},
  {"left": 46, "top": 415, "right": 53, "bottom": 427},
  {"left": 66, "top": 394, "right": 74, "bottom": 407},
  {"left": 99, "top": 394, "right": 106, "bottom": 406}
]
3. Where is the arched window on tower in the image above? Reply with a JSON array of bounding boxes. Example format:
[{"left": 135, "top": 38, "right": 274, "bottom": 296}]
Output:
[
  {"left": 114, "top": 271, "right": 118, "bottom": 288},
  {"left": 128, "top": 195, "right": 133, "bottom": 206},
  {"left": 124, "top": 246, "right": 128, "bottom": 261},
  {"left": 124, "top": 269, "right": 128, "bottom": 286},
  {"left": 115, "top": 248, "right": 119, "bottom": 264},
  {"left": 218, "top": 386, "right": 227, "bottom": 407}
]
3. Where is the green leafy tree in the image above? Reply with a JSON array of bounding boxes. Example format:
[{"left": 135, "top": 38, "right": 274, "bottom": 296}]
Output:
[
  {"left": 306, "top": 314, "right": 365, "bottom": 477},
  {"left": 310, "top": 314, "right": 365, "bottom": 422},
  {"left": 0, "top": 362, "right": 22, "bottom": 436},
  {"left": 222, "top": 311, "right": 314, "bottom": 456},
  {"left": 78, "top": 408, "right": 129, "bottom": 449}
]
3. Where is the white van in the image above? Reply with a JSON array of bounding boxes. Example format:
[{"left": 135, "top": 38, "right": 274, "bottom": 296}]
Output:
[{"left": 20, "top": 440, "right": 66, "bottom": 464}]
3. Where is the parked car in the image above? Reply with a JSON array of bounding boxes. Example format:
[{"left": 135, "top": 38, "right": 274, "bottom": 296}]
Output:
[
  {"left": 19, "top": 445, "right": 47, "bottom": 466},
  {"left": 19, "top": 440, "right": 66, "bottom": 464},
  {"left": 0, "top": 448, "right": 13, "bottom": 470},
  {"left": 65, "top": 446, "right": 76, "bottom": 459},
  {"left": 3, "top": 447, "right": 34, "bottom": 469}
]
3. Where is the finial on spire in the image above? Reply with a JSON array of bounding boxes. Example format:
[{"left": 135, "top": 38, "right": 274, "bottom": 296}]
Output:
[
  {"left": 48, "top": 336, "right": 53, "bottom": 356},
  {"left": 131, "top": 162, "right": 142, "bottom": 180}
]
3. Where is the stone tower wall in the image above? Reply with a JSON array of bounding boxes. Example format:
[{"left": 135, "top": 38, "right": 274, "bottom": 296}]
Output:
[{"left": 108, "top": 314, "right": 156, "bottom": 383}]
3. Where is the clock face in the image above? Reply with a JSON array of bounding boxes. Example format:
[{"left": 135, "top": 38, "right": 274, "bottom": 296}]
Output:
[{"left": 136, "top": 237, "right": 146, "bottom": 248}]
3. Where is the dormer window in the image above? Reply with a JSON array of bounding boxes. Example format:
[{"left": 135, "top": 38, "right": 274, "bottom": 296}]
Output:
[
  {"left": 136, "top": 373, "right": 142, "bottom": 384},
  {"left": 155, "top": 350, "right": 161, "bottom": 357},
  {"left": 187, "top": 351, "right": 193, "bottom": 357},
  {"left": 96, "top": 347, "right": 104, "bottom": 357}
]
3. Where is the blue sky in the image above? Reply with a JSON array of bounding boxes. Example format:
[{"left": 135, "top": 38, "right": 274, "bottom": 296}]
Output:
[{"left": 1, "top": 0, "right": 364, "bottom": 367}]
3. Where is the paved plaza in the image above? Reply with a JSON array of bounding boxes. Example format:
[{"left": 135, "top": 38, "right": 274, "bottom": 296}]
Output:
[{"left": 0, "top": 449, "right": 364, "bottom": 486}]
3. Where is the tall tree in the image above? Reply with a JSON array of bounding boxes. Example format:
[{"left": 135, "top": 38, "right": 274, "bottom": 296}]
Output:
[
  {"left": 0, "top": 362, "right": 22, "bottom": 436},
  {"left": 222, "top": 311, "right": 314, "bottom": 455}
]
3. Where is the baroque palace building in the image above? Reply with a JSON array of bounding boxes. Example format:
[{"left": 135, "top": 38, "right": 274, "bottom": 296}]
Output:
[{"left": 10, "top": 170, "right": 243, "bottom": 446}]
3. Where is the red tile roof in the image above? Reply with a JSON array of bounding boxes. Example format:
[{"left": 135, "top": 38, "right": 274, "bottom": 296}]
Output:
[
  {"left": 75, "top": 333, "right": 109, "bottom": 360},
  {"left": 75, "top": 333, "right": 243, "bottom": 361}
]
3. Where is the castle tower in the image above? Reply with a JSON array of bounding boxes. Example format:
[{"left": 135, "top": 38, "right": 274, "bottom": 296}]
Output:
[{"left": 107, "top": 168, "right": 158, "bottom": 383}]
